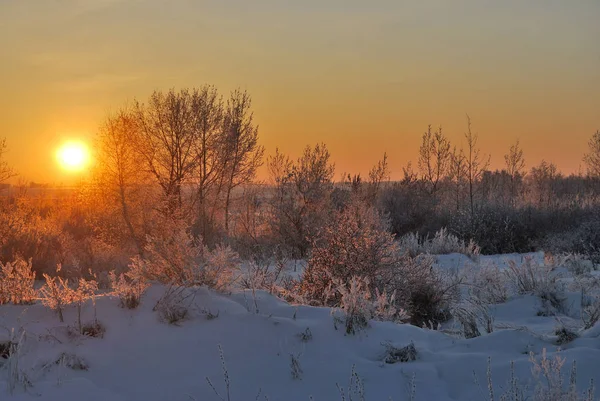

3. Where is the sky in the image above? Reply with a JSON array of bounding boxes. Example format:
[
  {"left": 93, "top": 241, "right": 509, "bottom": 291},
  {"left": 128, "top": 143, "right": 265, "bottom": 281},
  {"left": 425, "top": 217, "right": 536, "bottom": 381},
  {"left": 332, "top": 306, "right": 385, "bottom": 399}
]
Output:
[{"left": 0, "top": 0, "right": 599, "bottom": 184}]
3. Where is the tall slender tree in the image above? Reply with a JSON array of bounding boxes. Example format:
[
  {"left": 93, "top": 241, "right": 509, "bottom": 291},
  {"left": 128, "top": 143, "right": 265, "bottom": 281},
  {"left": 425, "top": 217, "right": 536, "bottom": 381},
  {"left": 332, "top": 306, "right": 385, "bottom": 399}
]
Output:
[
  {"left": 504, "top": 139, "right": 526, "bottom": 205},
  {"left": 464, "top": 116, "right": 490, "bottom": 220},
  {"left": 220, "top": 89, "right": 264, "bottom": 233}
]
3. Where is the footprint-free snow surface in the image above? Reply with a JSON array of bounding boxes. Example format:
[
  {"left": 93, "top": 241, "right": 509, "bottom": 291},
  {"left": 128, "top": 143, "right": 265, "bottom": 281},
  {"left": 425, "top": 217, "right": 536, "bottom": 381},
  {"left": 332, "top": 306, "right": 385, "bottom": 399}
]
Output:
[{"left": 1, "top": 252, "right": 600, "bottom": 401}]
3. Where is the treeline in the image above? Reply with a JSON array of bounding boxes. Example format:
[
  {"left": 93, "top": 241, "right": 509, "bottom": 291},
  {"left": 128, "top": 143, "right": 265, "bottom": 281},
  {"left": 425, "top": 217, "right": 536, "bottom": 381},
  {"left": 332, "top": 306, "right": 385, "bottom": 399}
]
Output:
[{"left": 1, "top": 86, "right": 600, "bottom": 279}]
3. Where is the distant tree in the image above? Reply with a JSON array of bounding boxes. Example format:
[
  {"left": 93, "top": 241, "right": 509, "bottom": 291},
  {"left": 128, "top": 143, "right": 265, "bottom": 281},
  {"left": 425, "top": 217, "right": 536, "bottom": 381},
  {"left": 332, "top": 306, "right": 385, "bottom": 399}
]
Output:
[
  {"left": 583, "top": 130, "right": 600, "bottom": 177},
  {"left": 418, "top": 125, "right": 451, "bottom": 196},
  {"left": 220, "top": 89, "right": 264, "bottom": 233},
  {"left": 0, "top": 138, "right": 16, "bottom": 183},
  {"left": 529, "top": 160, "right": 559, "bottom": 208},
  {"left": 449, "top": 147, "right": 467, "bottom": 211},
  {"left": 464, "top": 116, "right": 490, "bottom": 220},
  {"left": 504, "top": 140, "right": 526, "bottom": 205}
]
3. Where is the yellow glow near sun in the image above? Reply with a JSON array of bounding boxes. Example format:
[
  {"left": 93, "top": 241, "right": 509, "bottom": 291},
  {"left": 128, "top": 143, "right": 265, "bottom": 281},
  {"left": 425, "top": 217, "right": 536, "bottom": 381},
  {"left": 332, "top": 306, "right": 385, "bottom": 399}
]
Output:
[{"left": 57, "top": 141, "right": 90, "bottom": 171}]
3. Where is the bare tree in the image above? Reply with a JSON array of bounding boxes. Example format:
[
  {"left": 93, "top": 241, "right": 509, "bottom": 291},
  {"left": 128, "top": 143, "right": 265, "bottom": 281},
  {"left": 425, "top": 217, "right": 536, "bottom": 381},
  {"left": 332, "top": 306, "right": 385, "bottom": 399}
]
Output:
[
  {"left": 583, "top": 130, "right": 600, "bottom": 177},
  {"left": 529, "top": 160, "right": 559, "bottom": 208},
  {"left": 418, "top": 125, "right": 451, "bottom": 196},
  {"left": 449, "top": 147, "right": 467, "bottom": 211},
  {"left": 220, "top": 89, "right": 264, "bottom": 233},
  {"left": 94, "top": 108, "right": 147, "bottom": 255},
  {"left": 0, "top": 138, "right": 16, "bottom": 184},
  {"left": 464, "top": 116, "right": 490, "bottom": 220},
  {"left": 504, "top": 139, "right": 526, "bottom": 205},
  {"left": 363, "top": 153, "right": 390, "bottom": 204},
  {"left": 135, "top": 89, "right": 198, "bottom": 213},
  {"left": 190, "top": 86, "right": 225, "bottom": 239}
]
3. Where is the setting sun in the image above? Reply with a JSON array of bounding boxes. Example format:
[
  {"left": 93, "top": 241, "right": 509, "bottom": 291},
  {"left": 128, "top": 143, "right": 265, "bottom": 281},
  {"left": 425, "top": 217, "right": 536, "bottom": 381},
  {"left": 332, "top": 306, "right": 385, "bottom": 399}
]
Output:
[{"left": 56, "top": 141, "right": 89, "bottom": 171}]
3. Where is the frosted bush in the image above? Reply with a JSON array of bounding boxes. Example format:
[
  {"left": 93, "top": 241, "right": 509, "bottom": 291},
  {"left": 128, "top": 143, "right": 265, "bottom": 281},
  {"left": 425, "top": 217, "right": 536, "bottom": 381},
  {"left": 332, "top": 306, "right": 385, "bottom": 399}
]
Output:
[
  {"left": 39, "top": 270, "right": 76, "bottom": 323},
  {"left": 203, "top": 244, "right": 240, "bottom": 292},
  {"left": 563, "top": 253, "right": 594, "bottom": 276},
  {"left": 141, "top": 223, "right": 204, "bottom": 286},
  {"left": 0, "top": 257, "right": 36, "bottom": 305},
  {"left": 398, "top": 232, "right": 421, "bottom": 257},
  {"left": 505, "top": 256, "right": 560, "bottom": 297},
  {"left": 109, "top": 258, "right": 150, "bottom": 309},
  {"left": 137, "top": 219, "right": 240, "bottom": 291},
  {"left": 469, "top": 261, "right": 508, "bottom": 304},
  {"left": 398, "top": 228, "right": 480, "bottom": 259},
  {"left": 331, "top": 276, "right": 373, "bottom": 334}
]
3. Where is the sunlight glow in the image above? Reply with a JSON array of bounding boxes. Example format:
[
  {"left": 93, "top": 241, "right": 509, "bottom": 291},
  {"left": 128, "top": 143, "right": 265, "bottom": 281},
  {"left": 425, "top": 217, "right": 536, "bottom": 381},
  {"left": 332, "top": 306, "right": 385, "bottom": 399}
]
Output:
[{"left": 56, "top": 141, "right": 90, "bottom": 172}]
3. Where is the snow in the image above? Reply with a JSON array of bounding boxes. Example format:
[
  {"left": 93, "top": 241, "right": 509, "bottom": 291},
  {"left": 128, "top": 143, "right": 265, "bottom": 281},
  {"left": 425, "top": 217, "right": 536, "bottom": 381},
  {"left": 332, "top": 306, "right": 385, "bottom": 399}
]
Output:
[{"left": 1, "top": 254, "right": 600, "bottom": 401}]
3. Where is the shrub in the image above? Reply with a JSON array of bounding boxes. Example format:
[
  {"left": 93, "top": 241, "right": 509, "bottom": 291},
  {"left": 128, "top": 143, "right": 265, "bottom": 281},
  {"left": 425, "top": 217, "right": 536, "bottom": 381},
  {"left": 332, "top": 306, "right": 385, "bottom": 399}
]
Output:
[
  {"left": 141, "top": 221, "right": 204, "bottom": 286},
  {"left": 39, "top": 270, "right": 75, "bottom": 323},
  {"left": 397, "top": 228, "right": 480, "bottom": 258},
  {"left": 468, "top": 261, "right": 508, "bottom": 304},
  {"left": 382, "top": 341, "right": 417, "bottom": 364},
  {"left": 331, "top": 276, "right": 374, "bottom": 335},
  {"left": 0, "top": 257, "right": 36, "bottom": 305},
  {"left": 137, "top": 219, "right": 240, "bottom": 291},
  {"left": 110, "top": 259, "right": 150, "bottom": 309},
  {"left": 203, "top": 244, "right": 240, "bottom": 292},
  {"left": 154, "top": 285, "right": 194, "bottom": 325},
  {"left": 300, "top": 200, "right": 399, "bottom": 305},
  {"left": 505, "top": 256, "right": 560, "bottom": 297}
]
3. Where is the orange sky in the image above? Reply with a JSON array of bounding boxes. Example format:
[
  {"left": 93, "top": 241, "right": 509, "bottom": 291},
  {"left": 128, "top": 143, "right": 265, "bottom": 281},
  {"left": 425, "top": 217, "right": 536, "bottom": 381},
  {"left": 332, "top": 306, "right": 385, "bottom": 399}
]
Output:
[{"left": 1, "top": 1, "right": 599, "bottom": 184}]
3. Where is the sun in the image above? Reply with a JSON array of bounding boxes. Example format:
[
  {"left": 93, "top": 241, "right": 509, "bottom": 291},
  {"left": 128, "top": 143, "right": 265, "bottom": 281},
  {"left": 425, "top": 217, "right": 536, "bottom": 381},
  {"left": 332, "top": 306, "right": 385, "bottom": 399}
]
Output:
[{"left": 57, "top": 141, "right": 90, "bottom": 171}]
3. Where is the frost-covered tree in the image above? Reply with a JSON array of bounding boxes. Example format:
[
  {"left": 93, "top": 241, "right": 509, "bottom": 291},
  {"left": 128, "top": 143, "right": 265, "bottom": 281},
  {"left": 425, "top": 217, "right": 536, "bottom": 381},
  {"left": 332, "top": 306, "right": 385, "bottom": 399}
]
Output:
[
  {"left": 135, "top": 89, "right": 198, "bottom": 212},
  {"left": 504, "top": 139, "right": 526, "bottom": 204},
  {"left": 94, "top": 108, "right": 148, "bottom": 255},
  {"left": 464, "top": 116, "right": 490, "bottom": 220},
  {"left": 220, "top": 89, "right": 264, "bottom": 233},
  {"left": 267, "top": 144, "right": 335, "bottom": 258},
  {"left": 418, "top": 125, "right": 451, "bottom": 196}
]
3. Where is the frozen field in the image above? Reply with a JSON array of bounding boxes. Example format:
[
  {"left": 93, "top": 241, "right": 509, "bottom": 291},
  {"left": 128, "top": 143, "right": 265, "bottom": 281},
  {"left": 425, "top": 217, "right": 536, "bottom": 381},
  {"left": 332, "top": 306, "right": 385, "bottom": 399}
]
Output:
[{"left": 1, "top": 252, "right": 600, "bottom": 401}]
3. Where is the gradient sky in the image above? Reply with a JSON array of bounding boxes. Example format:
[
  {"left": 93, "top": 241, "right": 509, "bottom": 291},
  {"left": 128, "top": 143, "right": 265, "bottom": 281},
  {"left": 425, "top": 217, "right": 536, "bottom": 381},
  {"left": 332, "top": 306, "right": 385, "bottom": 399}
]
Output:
[{"left": 1, "top": 0, "right": 599, "bottom": 184}]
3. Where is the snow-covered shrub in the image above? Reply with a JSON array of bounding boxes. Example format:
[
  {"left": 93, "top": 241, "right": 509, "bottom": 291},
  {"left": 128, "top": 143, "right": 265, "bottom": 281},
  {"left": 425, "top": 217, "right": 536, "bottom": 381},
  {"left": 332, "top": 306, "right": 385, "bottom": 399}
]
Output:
[
  {"left": 554, "top": 322, "right": 579, "bottom": 345},
  {"left": 301, "top": 200, "right": 456, "bottom": 327},
  {"left": 301, "top": 200, "right": 399, "bottom": 305},
  {"left": 141, "top": 221, "right": 204, "bottom": 286},
  {"left": 0, "top": 257, "right": 36, "bottom": 305},
  {"left": 505, "top": 256, "right": 561, "bottom": 297},
  {"left": 581, "top": 293, "right": 600, "bottom": 330},
  {"left": 203, "top": 244, "right": 240, "bottom": 292},
  {"left": 395, "top": 255, "right": 459, "bottom": 327},
  {"left": 529, "top": 349, "right": 595, "bottom": 401},
  {"left": 332, "top": 276, "right": 373, "bottom": 335},
  {"left": 562, "top": 253, "right": 595, "bottom": 276},
  {"left": 331, "top": 276, "right": 409, "bottom": 334},
  {"left": 382, "top": 341, "right": 417, "bottom": 364},
  {"left": 397, "top": 228, "right": 480, "bottom": 259},
  {"left": 138, "top": 219, "right": 240, "bottom": 291},
  {"left": 154, "top": 285, "right": 195, "bottom": 325},
  {"left": 39, "top": 271, "right": 75, "bottom": 323},
  {"left": 398, "top": 232, "right": 421, "bottom": 257},
  {"left": 240, "top": 256, "right": 287, "bottom": 294},
  {"left": 468, "top": 261, "right": 508, "bottom": 304},
  {"left": 72, "top": 278, "right": 99, "bottom": 334},
  {"left": 110, "top": 258, "right": 150, "bottom": 309}
]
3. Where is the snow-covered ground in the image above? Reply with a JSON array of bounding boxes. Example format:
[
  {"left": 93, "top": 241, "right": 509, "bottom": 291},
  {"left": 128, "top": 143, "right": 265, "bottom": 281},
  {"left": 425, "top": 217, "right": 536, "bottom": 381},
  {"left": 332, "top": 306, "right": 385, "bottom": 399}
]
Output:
[{"left": 1, "top": 252, "right": 600, "bottom": 401}]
